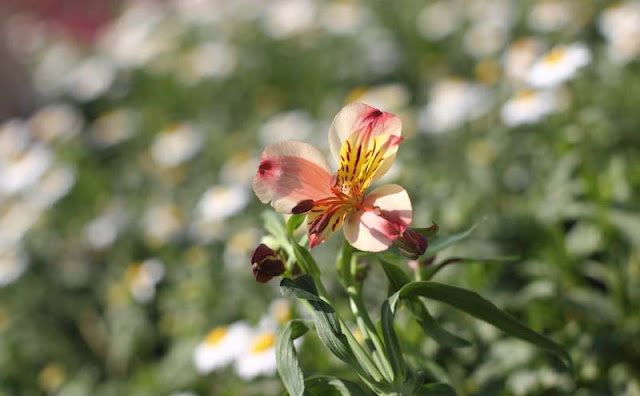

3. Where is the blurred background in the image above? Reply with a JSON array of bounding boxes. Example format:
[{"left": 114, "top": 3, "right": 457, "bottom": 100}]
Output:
[{"left": 0, "top": 0, "right": 638, "bottom": 395}]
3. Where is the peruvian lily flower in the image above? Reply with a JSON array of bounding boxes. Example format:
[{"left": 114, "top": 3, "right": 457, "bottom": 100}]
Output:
[{"left": 253, "top": 103, "right": 412, "bottom": 252}]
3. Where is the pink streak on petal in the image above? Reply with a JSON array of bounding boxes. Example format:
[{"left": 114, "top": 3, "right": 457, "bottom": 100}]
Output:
[
  {"left": 253, "top": 141, "right": 333, "bottom": 214},
  {"left": 343, "top": 184, "right": 412, "bottom": 252}
]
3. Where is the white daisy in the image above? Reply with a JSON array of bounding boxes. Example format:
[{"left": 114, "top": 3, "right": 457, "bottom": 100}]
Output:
[
  {"left": 527, "top": 0, "right": 574, "bottom": 32},
  {"left": 0, "top": 245, "right": 28, "bottom": 287},
  {"left": 259, "top": 110, "right": 315, "bottom": 146},
  {"left": 179, "top": 42, "right": 238, "bottom": 84},
  {"left": 0, "top": 203, "right": 41, "bottom": 249},
  {"left": 526, "top": 43, "right": 591, "bottom": 88},
  {"left": 262, "top": 0, "right": 317, "bottom": 39},
  {"left": 150, "top": 123, "right": 203, "bottom": 167},
  {"left": 502, "top": 38, "right": 545, "bottom": 84},
  {"left": 90, "top": 108, "right": 138, "bottom": 148},
  {"left": 500, "top": 89, "right": 557, "bottom": 127},
  {"left": 234, "top": 327, "right": 279, "bottom": 380},
  {"left": 193, "top": 322, "right": 251, "bottom": 374},
  {"left": 126, "top": 258, "right": 165, "bottom": 303},
  {"left": 196, "top": 184, "right": 249, "bottom": 222},
  {"left": 0, "top": 144, "right": 53, "bottom": 196},
  {"left": 28, "top": 103, "right": 83, "bottom": 142},
  {"left": 463, "top": 22, "right": 509, "bottom": 58},
  {"left": 598, "top": 2, "right": 640, "bottom": 63},
  {"left": 26, "top": 164, "right": 76, "bottom": 210},
  {"left": 219, "top": 152, "right": 259, "bottom": 186},
  {"left": 320, "top": 1, "right": 368, "bottom": 36},
  {"left": 416, "top": 1, "right": 462, "bottom": 41},
  {"left": 65, "top": 56, "right": 116, "bottom": 102},
  {"left": 0, "top": 119, "right": 31, "bottom": 158},
  {"left": 85, "top": 203, "right": 128, "bottom": 249},
  {"left": 346, "top": 83, "right": 410, "bottom": 114},
  {"left": 419, "top": 77, "right": 492, "bottom": 133},
  {"left": 142, "top": 203, "right": 183, "bottom": 245}
]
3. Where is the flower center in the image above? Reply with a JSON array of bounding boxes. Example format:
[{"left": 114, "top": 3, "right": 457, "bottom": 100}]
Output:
[
  {"left": 543, "top": 48, "right": 566, "bottom": 65},
  {"left": 205, "top": 326, "right": 227, "bottom": 346},
  {"left": 251, "top": 332, "right": 276, "bottom": 354}
]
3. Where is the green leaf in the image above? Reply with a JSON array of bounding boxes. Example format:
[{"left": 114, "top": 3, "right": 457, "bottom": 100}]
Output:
[
  {"left": 380, "top": 300, "right": 406, "bottom": 384},
  {"left": 413, "top": 383, "right": 458, "bottom": 396},
  {"left": 305, "top": 376, "right": 371, "bottom": 396},
  {"left": 280, "top": 276, "right": 374, "bottom": 383},
  {"left": 379, "top": 258, "right": 411, "bottom": 296},
  {"left": 290, "top": 240, "right": 321, "bottom": 277},
  {"left": 380, "top": 259, "right": 470, "bottom": 348},
  {"left": 390, "top": 281, "right": 573, "bottom": 370},
  {"left": 276, "top": 319, "right": 310, "bottom": 396},
  {"left": 406, "top": 299, "right": 471, "bottom": 348},
  {"left": 287, "top": 214, "right": 306, "bottom": 237},
  {"left": 423, "top": 218, "right": 486, "bottom": 258}
]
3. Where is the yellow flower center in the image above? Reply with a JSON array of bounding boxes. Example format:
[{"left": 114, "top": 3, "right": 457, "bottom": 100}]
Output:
[
  {"left": 251, "top": 332, "right": 276, "bottom": 354},
  {"left": 205, "top": 326, "right": 228, "bottom": 345},
  {"left": 543, "top": 48, "right": 566, "bottom": 65},
  {"left": 515, "top": 90, "right": 536, "bottom": 101}
]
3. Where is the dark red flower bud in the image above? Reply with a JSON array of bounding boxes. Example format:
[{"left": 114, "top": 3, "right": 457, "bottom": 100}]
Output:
[
  {"left": 251, "top": 243, "right": 286, "bottom": 283},
  {"left": 393, "top": 228, "right": 428, "bottom": 260}
]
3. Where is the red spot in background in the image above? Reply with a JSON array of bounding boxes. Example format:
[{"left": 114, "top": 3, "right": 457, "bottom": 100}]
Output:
[{"left": 0, "top": 0, "right": 122, "bottom": 43}]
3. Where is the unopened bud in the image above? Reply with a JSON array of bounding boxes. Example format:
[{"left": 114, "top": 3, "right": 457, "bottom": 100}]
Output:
[
  {"left": 393, "top": 228, "right": 428, "bottom": 260},
  {"left": 251, "top": 243, "right": 286, "bottom": 283}
]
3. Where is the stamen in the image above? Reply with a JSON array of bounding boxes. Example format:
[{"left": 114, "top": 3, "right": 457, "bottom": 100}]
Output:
[{"left": 292, "top": 199, "right": 315, "bottom": 214}]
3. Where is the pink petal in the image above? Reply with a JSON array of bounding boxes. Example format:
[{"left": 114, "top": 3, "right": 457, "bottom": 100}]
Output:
[
  {"left": 253, "top": 141, "right": 333, "bottom": 213},
  {"left": 343, "top": 184, "right": 412, "bottom": 252},
  {"left": 328, "top": 103, "right": 402, "bottom": 166}
]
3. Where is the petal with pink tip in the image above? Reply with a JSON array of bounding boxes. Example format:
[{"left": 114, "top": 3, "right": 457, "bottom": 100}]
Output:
[
  {"left": 328, "top": 103, "right": 402, "bottom": 165},
  {"left": 253, "top": 141, "right": 333, "bottom": 213},
  {"left": 343, "top": 184, "right": 412, "bottom": 252}
]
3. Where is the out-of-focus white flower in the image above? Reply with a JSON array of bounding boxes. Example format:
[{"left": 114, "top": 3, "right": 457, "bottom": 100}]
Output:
[
  {"left": 224, "top": 227, "right": 260, "bottom": 269},
  {"left": 220, "top": 152, "right": 259, "bottom": 186},
  {"left": 0, "top": 144, "right": 53, "bottom": 196},
  {"left": 33, "top": 42, "right": 80, "bottom": 97},
  {"left": 416, "top": 0, "right": 462, "bottom": 40},
  {"left": 0, "top": 120, "right": 31, "bottom": 158},
  {"left": 171, "top": 392, "right": 198, "bottom": 396},
  {"left": 526, "top": 43, "right": 591, "bottom": 88},
  {"left": 196, "top": 184, "right": 249, "bottom": 222},
  {"left": 150, "top": 124, "right": 203, "bottom": 167},
  {"left": 599, "top": 2, "right": 640, "bottom": 63},
  {"left": 28, "top": 104, "right": 82, "bottom": 142},
  {"left": 98, "top": 2, "right": 176, "bottom": 68},
  {"left": 464, "top": 0, "right": 515, "bottom": 28},
  {"left": 268, "top": 298, "right": 292, "bottom": 326},
  {"left": 179, "top": 42, "right": 238, "bottom": 84},
  {"left": 0, "top": 203, "right": 41, "bottom": 249},
  {"left": 262, "top": 0, "right": 317, "bottom": 39},
  {"left": 65, "top": 56, "right": 116, "bottom": 102},
  {"left": 234, "top": 327, "right": 279, "bottom": 380},
  {"left": 193, "top": 322, "right": 251, "bottom": 374},
  {"left": 259, "top": 110, "right": 315, "bottom": 145},
  {"left": 142, "top": 203, "right": 183, "bottom": 245},
  {"left": 463, "top": 22, "right": 509, "bottom": 58},
  {"left": 419, "top": 78, "right": 493, "bottom": 133},
  {"left": 502, "top": 38, "right": 546, "bottom": 84},
  {"left": 320, "top": 1, "right": 368, "bottom": 36},
  {"left": 500, "top": 89, "right": 557, "bottom": 127},
  {"left": 126, "top": 259, "right": 165, "bottom": 303},
  {"left": 0, "top": 245, "right": 28, "bottom": 287},
  {"left": 26, "top": 165, "right": 76, "bottom": 210},
  {"left": 90, "top": 108, "right": 138, "bottom": 148},
  {"left": 172, "top": 0, "right": 221, "bottom": 26},
  {"left": 85, "top": 203, "right": 128, "bottom": 249},
  {"left": 527, "top": 0, "right": 574, "bottom": 32},
  {"left": 346, "top": 83, "right": 410, "bottom": 114}
]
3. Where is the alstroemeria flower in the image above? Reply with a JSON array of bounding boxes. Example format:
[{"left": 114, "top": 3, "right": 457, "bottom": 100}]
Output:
[{"left": 253, "top": 103, "right": 412, "bottom": 252}]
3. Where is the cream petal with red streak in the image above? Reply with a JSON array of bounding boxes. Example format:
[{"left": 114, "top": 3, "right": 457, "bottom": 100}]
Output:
[
  {"left": 253, "top": 141, "right": 333, "bottom": 213},
  {"left": 328, "top": 103, "right": 402, "bottom": 162},
  {"left": 328, "top": 103, "right": 403, "bottom": 184},
  {"left": 343, "top": 184, "right": 412, "bottom": 252}
]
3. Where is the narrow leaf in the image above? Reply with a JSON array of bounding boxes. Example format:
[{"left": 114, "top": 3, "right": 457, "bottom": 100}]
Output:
[
  {"left": 305, "top": 376, "right": 370, "bottom": 396},
  {"left": 380, "top": 300, "right": 406, "bottom": 383},
  {"left": 287, "top": 214, "right": 306, "bottom": 236},
  {"left": 276, "top": 319, "right": 310, "bottom": 396},
  {"left": 379, "top": 258, "right": 411, "bottom": 296},
  {"left": 390, "top": 281, "right": 573, "bottom": 370}
]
